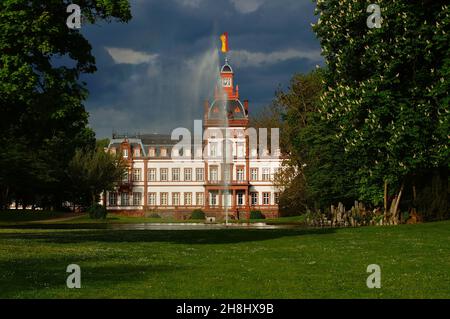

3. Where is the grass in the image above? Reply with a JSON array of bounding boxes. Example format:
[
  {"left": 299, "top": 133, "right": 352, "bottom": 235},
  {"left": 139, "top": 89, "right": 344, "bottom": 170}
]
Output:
[
  {"left": 0, "top": 210, "right": 71, "bottom": 225},
  {"left": 0, "top": 220, "right": 449, "bottom": 298}
]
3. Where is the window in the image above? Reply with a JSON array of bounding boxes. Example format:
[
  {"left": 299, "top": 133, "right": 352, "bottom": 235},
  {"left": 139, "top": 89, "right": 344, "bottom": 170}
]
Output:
[
  {"left": 160, "top": 192, "right": 168, "bottom": 206},
  {"left": 172, "top": 168, "right": 180, "bottom": 181},
  {"left": 237, "top": 193, "right": 244, "bottom": 206},
  {"left": 223, "top": 166, "right": 231, "bottom": 182},
  {"left": 160, "top": 148, "right": 167, "bottom": 157},
  {"left": 263, "top": 192, "right": 270, "bottom": 205},
  {"left": 108, "top": 192, "right": 117, "bottom": 206},
  {"left": 133, "top": 192, "right": 142, "bottom": 206},
  {"left": 210, "top": 193, "right": 217, "bottom": 206},
  {"left": 123, "top": 148, "right": 128, "bottom": 158},
  {"left": 184, "top": 192, "right": 192, "bottom": 206},
  {"left": 122, "top": 171, "right": 129, "bottom": 183},
  {"left": 148, "top": 193, "right": 156, "bottom": 206},
  {"left": 132, "top": 168, "right": 141, "bottom": 181},
  {"left": 172, "top": 192, "right": 180, "bottom": 206},
  {"left": 160, "top": 168, "right": 168, "bottom": 181},
  {"left": 274, "top": 192, "right": 280, "bottom": 204},
  {"left": 236, "top": 167, "right": 245, "bottom": 181},
  {"left": 148, "top": 168, "right": 156, "bottom": 181},
  {"left": 148, "top": 147, "right": 156, "bottom": 157},
  {"left": 184, "top": 168, "right": 192, "bottom": 181},
  {"left": 237, "top": 142, "right": 245, "bottom": 158},
  {"left": 121, "top": 193, "right": 129, "bottom": 206},
  {"left": 196, "top": 168, "right": 204, "bottom": 181},
  {"left": 210, "top": 142, "right": 217, "bottom": 157},
  {"left": 196, "top": 192, "right": 204, "bottom": 206},
  {"left": 250, "top": 168, "right": 258, "bottom": 181},
  {"left": 210, "top": 166, "right": 218, "bottom": 182},
  {"left": 134, "top": 148, "right": 141, "bottom": 157},
  {"left": 251, "top": 193, "right": 258, "bottom": 206},
  {"left": 262, "top": 168, "right": 271, "bottom": 181}
]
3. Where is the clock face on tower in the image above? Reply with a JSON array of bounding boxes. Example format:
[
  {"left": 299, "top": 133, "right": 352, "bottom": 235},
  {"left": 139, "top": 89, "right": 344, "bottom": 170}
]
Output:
[{"left": 222, "top": 78, "right": 232, "bottom": 87}]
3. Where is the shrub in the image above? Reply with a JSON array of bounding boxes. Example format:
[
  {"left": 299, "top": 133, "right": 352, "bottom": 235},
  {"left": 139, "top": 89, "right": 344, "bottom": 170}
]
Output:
[
  {"left": 87, "top": 204, "right": 107, "bottom": 219},
  {"left": 250, "top": 210, "right": 265, "bottom": 220},
  {"left": 148, "top": 213, "right": 161, "bottom": 218},
  {"left": 190, "top": 209, "right": 205, "bottom": 220}
]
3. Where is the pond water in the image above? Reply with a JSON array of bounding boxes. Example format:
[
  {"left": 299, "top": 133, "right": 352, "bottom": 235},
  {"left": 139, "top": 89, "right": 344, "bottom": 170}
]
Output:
[{"left": 1, "top": 222, "right": 301, "bottom": 231}]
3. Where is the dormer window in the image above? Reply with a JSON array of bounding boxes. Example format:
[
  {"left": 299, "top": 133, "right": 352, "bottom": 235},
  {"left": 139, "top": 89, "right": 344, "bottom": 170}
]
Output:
[
  {"left": 134, "top": 148, "right": 141, "bottom": 157},
  {"left": 123, "top": 149, "right": 128, "bottom": 159},
  {"left": 148, "top": 147, "right": 156, "bottom": 157},
  {"left": 160, "top": 148, "right": 167, "bottom": 157}
]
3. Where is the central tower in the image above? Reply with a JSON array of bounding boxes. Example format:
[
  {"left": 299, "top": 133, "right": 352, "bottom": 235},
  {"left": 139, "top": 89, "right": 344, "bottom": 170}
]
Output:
[{"left": 204, "top": 59, "right": 249, "bottom": 128}]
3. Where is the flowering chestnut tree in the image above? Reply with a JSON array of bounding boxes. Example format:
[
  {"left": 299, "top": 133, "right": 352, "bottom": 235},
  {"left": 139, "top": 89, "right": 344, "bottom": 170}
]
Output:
[{"left": 313, "top": 0, "right": 449, "bottom": 222}]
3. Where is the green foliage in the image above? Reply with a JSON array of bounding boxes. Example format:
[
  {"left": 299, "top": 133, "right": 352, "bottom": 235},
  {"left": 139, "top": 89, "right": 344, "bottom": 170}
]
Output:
[
  {"left": 313, "top": 1, "right": 449, "bottom": 206},
  {"left": 190, "top": 209, "right": 205, "bottom": 220},
  {"left": 0, "top": 1, "right": 131, "bottom": 210},
  {"left": 147, "top": 213, "right": 161, "bottom": 219},
  {"left": 87, "top": 203, "right": 107, "bottom": 220},
  {"left": 67, "top": 147, "right": 127, "bottom": 207},
  {"left": 249, "top": 210, "right": 265, "bottom": 220}
]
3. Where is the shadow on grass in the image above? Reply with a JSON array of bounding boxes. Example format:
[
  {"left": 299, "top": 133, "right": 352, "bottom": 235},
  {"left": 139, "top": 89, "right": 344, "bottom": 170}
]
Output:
[
  {"left": 0, "top": 255, "right": 184, "bottom": 298},
  {"left": 0, "top": 228, "right": 337, "bottom": 245}
]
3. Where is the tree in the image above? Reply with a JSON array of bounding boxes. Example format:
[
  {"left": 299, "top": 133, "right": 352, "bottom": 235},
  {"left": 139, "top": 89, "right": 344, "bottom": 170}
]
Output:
[
  {"left": 313, "top": 0, "right": 449, "bottom": 222},
  {"left": 0, "top": 1, "right": 131, "bottom": 209},
  {"left": 67, "top": 146, "right": 127, "bottom": 211}
]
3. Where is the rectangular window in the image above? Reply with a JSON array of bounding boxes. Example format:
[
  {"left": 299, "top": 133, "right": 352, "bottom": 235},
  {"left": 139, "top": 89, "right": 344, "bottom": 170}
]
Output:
[
  {"left": 250, "top": 168, "right": 258, "bottom": 181},
  {"left": 148, "top": 193, "right": 156, "bottom": 206},
  {"left": 251, "top": 192, "right": 258, "bottom": 206},
  {"left": 160, "top": 168, "right": 168, "bottom": 181},
  {"left": 210, "top": 193, "right": 217, "bottom": 206},
  {"left": 148, "top": 148, "right": 156, "bottom": 157},
  {"left": 210, "top": 142, "right": 217, "bottom": 157},
  {"left": 172, "top": 168, "right": 180, "bottom": 181},
  {"left": 122, "top": 171, "right": 129, "bottom": 183},
  {"left": 133, "top": 192, "right": 142, "bottom": 206},
  {"left": 184, "top": 168, "right": 192, "bottom": 181},
  {"left": 236, "top": 167, "right": 245, "bottom": 181},
  {"left": 262, "top": 168, "right": 271, "bottom": 181},
  {"left": 184, "top": 192, "right": 192, "bottom": 206},
  {"left": 263, "top": 192, "right": 270, "bottom": 205},
  {"left": 196, "top": 192, "right": 204, "bottom": 206},
  {"left": 237, "top": 193, "right": 244, "bottom": 206},
  {"left": 274, "top": 192, "right": 280, "bottom": 204},
  {"left": 172, "top": 192, "right": 180, "bottom": 206},
  {"left": 223, "top": 166, "right": 231, "bottom": 182},
  {"left": 160, "top": 148, "right": 167, "bottom": 157},
  {"left": 108, "top": 192, "right": 117, "bottom": 206},
  {"left": 148, "top": 168, "right": 156, "bottom": 181},
  {"left": 123, "top": 149, "right": 128, "bottom": 159},
  {"left": 196, "top": 168, "right": 204, "bottom": 181},
  {"left": 134, "top": 148, "right": 140, "bottom": 157},
  {"left": 160, "top": 192, "right": 168, "bottom": 206},
  {"left": 121, "top": 193, "right": 129, "bottom": 206},
  {"left": 237, "top": 142, "right": 245, "bottom": 158},
  {"left": 132, "top": 168, "right": 141, "bottom": 182},
  {"left": 210, "top": 166, "right": 218, "bottom": 182}
]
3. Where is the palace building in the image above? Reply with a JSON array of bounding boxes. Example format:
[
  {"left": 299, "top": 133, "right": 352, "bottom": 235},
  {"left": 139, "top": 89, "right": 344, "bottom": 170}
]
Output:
[{"left": 104, "top": 59, "right": 282, "bottom": 219}]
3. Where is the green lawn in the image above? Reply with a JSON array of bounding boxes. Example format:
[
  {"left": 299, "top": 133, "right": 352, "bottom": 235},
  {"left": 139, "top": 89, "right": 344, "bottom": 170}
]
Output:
[{"left": 0, "top": 221, "right": 449, "bottom": 298}]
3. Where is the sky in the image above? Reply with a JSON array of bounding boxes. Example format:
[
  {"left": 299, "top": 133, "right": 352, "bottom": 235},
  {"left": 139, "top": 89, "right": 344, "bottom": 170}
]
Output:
[{"left": 81, "top": 0, "right": 324, "bottom": 138}]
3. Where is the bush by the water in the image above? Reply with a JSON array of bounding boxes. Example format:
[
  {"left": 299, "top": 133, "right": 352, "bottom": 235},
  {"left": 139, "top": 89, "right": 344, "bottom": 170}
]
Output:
[
  {"left": 190, "top": 209, "right": 205, "bottom": 220},
  {"left": 87, "top": 204, "right": 107, "bottom": 219},
  {"left": 250, "top": 210, "right": 265, "bottom": 220}
]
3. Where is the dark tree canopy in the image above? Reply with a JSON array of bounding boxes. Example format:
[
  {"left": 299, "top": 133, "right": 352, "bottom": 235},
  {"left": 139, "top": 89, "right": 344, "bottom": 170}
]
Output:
[{"left": 0, "top": 1, "right": 131, "bottom": 209}]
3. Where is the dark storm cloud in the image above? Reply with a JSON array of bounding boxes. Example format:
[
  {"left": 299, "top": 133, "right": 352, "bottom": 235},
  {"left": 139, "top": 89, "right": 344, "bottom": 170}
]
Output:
[{"left": 80, "top": 0, "right": 323, "bottom": 138}]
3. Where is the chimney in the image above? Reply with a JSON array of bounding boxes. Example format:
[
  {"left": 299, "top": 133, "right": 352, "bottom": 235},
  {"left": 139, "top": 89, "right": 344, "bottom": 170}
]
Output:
[{"left": 244, "top": 100, "right": 249, "bottom": 112}]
